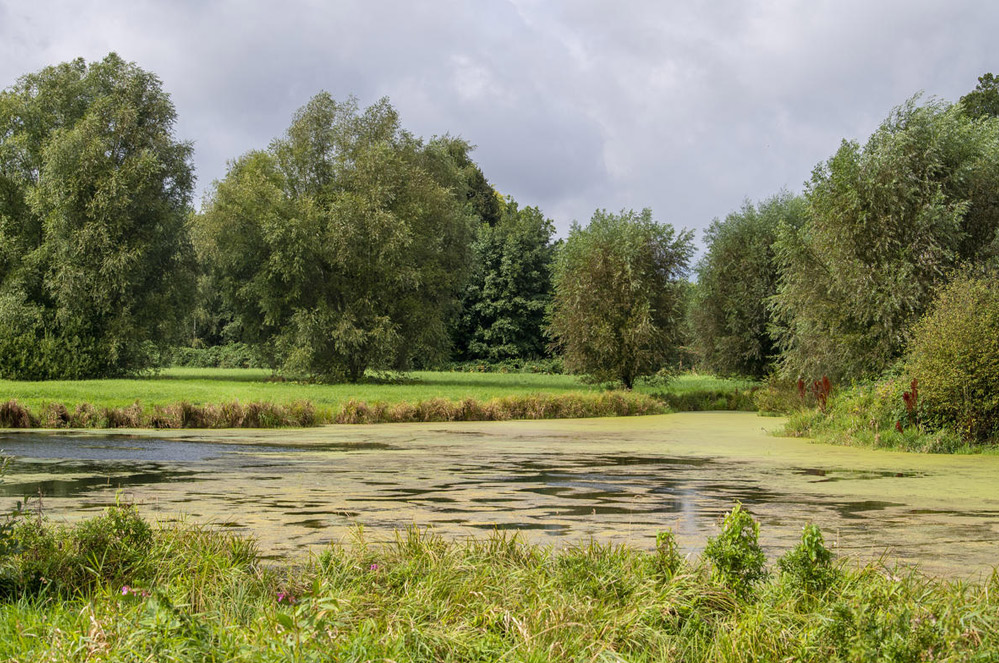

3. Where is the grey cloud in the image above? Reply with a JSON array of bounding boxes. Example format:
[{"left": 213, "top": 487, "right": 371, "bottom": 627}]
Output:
[{"left": 1, "top": 0, "right": 997, "bottom": 242}]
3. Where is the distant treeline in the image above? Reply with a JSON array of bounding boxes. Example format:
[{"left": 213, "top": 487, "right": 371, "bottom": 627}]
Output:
[{"left": 1, "top": 56, "right": 998, "bottom": 438}]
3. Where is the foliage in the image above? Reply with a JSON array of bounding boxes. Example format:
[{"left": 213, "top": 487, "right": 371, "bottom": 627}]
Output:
[
  {"left": 654, "top": 530, "right": 683, "bottom": 578},
  {"left": 2, "top": 513, "right": 998, "bottom": 661},
  {"left": 193, "top": 94, "right": 474, "bottom": 382},
  {"left": 960, "top": 72, "right": 999, "bottom": 119},
  {"left": 778, "top": 523, "right": 837, "bottom": 593},
  {"left": 10, "top": 503, "right": 152, "bottom": 594},
  {"left": 170, "top": 343, "right": 263, "bottom": 369},
  {"left": 442, "top": 357, "right": 564, "bottom": 374},
  {"left": 703, "top": 502, "right": 767, "bottom": 597},
  {"left": 690, "top": 192, "right": 807, "bottom": 378},
  {"left": 0, "top": 54, "right": 196, "bottom": 379},
  {"left": 780, "top": 378, "right": 967, "bottom": 453},
  {"left": 548, "top": 208, "right": 694, "bottom": 389},
  {"left": 906, "top": 272, "right": 999, "bottom": 444},
  {"left": 772, "top": 97, "right": 999, "bottom": 382},
  {"left": 454, "top": 197, "right": 557, "bottom": 363}
]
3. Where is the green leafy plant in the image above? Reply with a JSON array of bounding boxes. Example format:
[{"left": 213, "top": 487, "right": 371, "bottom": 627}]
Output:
[
  {"left": 654, "top": 530, "right": 683, "bottom": 579},
  {"left": 777, "top": 523, "right": 837, "bottom": 593},
  {"left": 906, "top": 272, "right": 999, "bottom": 444},
  {"left": 703, "top": 502, "right": 767, "bottom": 598}
]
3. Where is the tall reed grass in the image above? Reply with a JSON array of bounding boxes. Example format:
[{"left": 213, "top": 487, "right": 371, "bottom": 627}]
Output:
[{"left": 0, "top": 391, "right": 664, "bottom": 429}]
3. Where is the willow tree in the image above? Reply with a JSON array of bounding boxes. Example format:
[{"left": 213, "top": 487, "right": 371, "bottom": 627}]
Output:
[
  {"left": 547, "top": 209, "right": 693, "bottom": 388},
  {"left": 0, "top": 54, "right": 195, "bottom": 379},
  {"left": 772, "top": 97, "right": 999, "bottom": 381},
  {"left": 690, "top": 193, "right": 807, "bottom": 378},
  {"left": 194, "top": 94, "right": 474, "bottom": 382}
]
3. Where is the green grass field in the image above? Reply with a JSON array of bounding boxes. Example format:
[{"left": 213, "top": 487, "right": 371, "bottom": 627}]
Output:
[{"left": 0, "top": 368, "right": 754, "bottom": 411}]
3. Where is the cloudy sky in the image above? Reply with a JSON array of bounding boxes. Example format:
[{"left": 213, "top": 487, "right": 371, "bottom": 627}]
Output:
[{"left": 2, "top": 1, "right": 996, "bottom": 245}]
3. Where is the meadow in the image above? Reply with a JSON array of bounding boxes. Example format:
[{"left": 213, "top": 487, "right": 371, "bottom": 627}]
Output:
[{"left": 0, "top": 369, "right": 757, "bottom": 428}]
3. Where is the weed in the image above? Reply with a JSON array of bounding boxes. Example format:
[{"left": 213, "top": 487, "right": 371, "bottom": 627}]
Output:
[{"left": 703, "top": 502, "right": 767, "bottom": 598}]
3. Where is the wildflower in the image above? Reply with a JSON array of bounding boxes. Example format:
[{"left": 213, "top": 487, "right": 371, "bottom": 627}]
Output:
[
  {"left": 121, "top": 585, "right": 131, "bottom": 595},
  {"left": 369, "top": 563, "right": 379, "bottom": 571}
]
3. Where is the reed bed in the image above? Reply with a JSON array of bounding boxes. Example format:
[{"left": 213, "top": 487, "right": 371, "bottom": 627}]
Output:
[{"left": 0, "top": 391, "right": 665, "bottom": 429}]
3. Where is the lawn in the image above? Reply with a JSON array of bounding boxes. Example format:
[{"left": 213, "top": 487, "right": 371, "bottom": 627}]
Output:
[{"left": 0, "top": 368, "right": 753, "bottom": 411}]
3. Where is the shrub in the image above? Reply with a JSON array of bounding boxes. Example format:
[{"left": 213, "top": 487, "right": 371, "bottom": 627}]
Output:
[
  {"left": 71, "top": 503, "right": 153, "bottom": 589},
  {"left": 778, "top": 523, "right": 837, "bottom": 593},
  {"left": 703, "top": 502, "right": 767, "bottom": 598},
  {"left": 906, "top": 273, "right": 999, "bottom": 444},
  {"left": 10, "top": 504, "right": 153, "bottom": 595},
  {"left": 170, "top": 343, "right": 263, "bottom": 369}
]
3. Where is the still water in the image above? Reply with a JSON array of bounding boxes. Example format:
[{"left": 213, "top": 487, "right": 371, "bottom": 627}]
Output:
[{"left": 1, "top": 412, "right": 997, "bottom": 577}]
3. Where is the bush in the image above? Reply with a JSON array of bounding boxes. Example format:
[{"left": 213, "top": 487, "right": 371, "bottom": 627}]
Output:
[
  {"left": 170, "top": 343, "right": 263, "bottom": 369},
  {"left": 9, "top": 504, "right": 153, "bottom": 595},
  {"left": 906, "top": 273, "right": 999, "bottom": 444},
  {"left": 703, "top": 502, "right": 767, "bottom": 598},
  {"left": 778, "top": 523, "right": 837, "bottom": 593}
]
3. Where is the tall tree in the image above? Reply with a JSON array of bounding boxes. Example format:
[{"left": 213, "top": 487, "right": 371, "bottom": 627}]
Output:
[
  {"left": 960, "top": 73, "right": 999, "bottom": 119},
  {"left": 548, "top": 209, "right": 693, "bottom": 388},
  {"left": 772, "top": 97, "right": 999, "bottom": 381},
  {"left": 454, "top": 197, "right": 556, "bottom": 362},
  {"left": 0, "top": 54, "right": 195, "bottom": 379},
  {"left": 193, "top": 94, "right": 474, "bottom": 382},
  {"left": 690, "top": 192, "right": 807, "bottom": 378}
]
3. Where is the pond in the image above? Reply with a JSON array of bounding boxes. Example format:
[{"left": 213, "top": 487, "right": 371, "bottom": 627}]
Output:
[{"left": 1, "top": 412, "right": 997, "bottom": 578}]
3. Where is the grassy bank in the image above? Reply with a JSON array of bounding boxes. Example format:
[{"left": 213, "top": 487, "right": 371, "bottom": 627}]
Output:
[
  {"left": 0, "top": 370, "right": 755, "bottom": 428},
  {"left": 771, "top": 378, "right": 993, "bottom": 454},
  {"left": 1, "top": 505, "right": 995, "bottom": 661}
]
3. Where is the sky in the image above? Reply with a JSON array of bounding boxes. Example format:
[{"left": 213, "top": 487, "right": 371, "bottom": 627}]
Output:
[{"left": 1, "top": 0, "right": 997, "bottom": 246}]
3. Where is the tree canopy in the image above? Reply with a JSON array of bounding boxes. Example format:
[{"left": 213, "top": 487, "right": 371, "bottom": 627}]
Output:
[
  {"left": 960, "top": 73, "right": 999, "bottom": 119},
  {"left": 0, "top": 53, "right": 195, "bottom": 379},
  {"left": 454, "top": 197, "right": 557, "bottom": 363},
  {"left": 193, "top": 94, "right": 475, "bottom": 382},
  {"left": 772, "top": 97, "right": 999, "bottom": 381},
  {"left": 690, "top": 192, "right": 807, "bottom": 379},
  {"left": 547, "top": 209, "right": 693, "bottom": 388}
]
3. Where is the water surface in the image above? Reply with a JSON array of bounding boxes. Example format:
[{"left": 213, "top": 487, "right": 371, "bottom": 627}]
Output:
[{"left": 2, "top": 413, "right": 997, "bottom": 577}]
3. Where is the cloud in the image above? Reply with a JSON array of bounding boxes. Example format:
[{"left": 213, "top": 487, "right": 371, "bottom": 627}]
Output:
[{"left": 1, "top": 0, "right": 997, "bottom": 242}]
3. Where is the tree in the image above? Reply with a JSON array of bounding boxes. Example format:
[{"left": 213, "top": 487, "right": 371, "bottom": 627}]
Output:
[
  {"left": 193, "top": 94, "right": 474, "bottom": 382},
  {"left": 960, "top": 73, "right": 999, "bottom": 119},
  {"left": 0, "top": 54, "right": 195, "bottom": 379},
  {"left": 772, "top": 97, "right": 999, "bottom": 381},
  {"left": 454, "top": 197, "right": 557, "bottom": 363},
  {"left": 547, "top": 209, "right": 693, "bottom": 388},
  {"left": 690, "top": 192, "right": 807, "bottom": 378}
]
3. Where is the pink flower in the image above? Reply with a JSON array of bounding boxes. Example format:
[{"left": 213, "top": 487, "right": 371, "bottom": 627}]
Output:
[
  {"left": 369, "top": 563, "right": 379, "bottom": 571},
  {"left": 121, "top": 585, "right": 131, "bottom": 595}
]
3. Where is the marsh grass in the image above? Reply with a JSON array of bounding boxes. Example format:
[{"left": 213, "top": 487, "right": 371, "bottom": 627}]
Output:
[
  {"left": 1, "top": 507, "right": 997, "bottom": 661},
  {"left": 0, "top": 370, "right": 760, "bottom": 428},
  {"left": 0, "top": 391, "right": 665, "bottom": 429}
]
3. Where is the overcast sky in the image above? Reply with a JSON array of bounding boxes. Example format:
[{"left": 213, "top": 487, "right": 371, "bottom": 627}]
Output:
[{"left": 2, "top": 1, "right": 997, "bottom": 245}]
